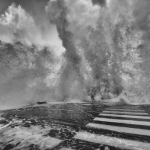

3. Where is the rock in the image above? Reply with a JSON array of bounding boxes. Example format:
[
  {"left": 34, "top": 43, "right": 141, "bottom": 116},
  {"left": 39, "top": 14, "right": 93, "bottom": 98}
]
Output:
[
  {"left": 37, "top": 102, "right": 47, "bottom": 105},
  {"left": 48, "top": 129, "right": 59, "bottom": 137},
  {"left": 3, "top": 144, "right": 14, "bottom": 150},
  {"left": 22, "top": 123, "right": 31, "bottom": 127}
]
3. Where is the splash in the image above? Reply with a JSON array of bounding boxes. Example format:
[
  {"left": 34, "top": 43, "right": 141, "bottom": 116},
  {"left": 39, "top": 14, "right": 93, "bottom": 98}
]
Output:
[
  {"left": 45, "top": 0, "right": 149, "bottom": 103},
  {"left": 0, "top": 0, "right": 150, "bottom": 109},
  {"left": 0, "top": 4, "right": 65, "bottom": 109},
  {"left": 0, "top": 3, "right": 65, "bottom": 56},
  {"left": 46, "top": 0, "right": 101, "bottom": 100}
]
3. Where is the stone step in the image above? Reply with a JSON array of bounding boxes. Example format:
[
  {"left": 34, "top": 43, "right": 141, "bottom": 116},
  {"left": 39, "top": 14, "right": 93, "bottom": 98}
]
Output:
[
  {"left": 102, "top": 111, "right": 148, "bottom": 116},
  {"left": 99, "top": 113, "right": 150, "bottom": 120},
  {"left": 94, "top": 117, "right": 150, "bottom": 127},
  {"left": 110, "top": 106, "right": 142, "bottom": 109},
  {"left": 60, "top": 148, "right": 73, "bottom": 150},
  {"left": 106, "top": 108, "right": 145, "bottom": 112},
  {"left": 74, "top": 131, "right": 150, "bottom": 150},
  {"left": 111, "top": 106, "right": 141, "bottom": 108},
  {"left": 86, "top": 123, "right": 150, "bottom": 137}
]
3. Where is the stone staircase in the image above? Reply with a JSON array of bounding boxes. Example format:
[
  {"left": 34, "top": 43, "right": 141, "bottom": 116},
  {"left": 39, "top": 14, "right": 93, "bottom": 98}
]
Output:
[{"left": 61, "top": 105, "right": 150, "bottom": 150}]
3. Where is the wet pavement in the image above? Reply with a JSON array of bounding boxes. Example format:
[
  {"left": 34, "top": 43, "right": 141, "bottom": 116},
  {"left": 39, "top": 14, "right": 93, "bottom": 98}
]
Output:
[{"left": 0, "top": 103, "right": 150, "bottom": 150}]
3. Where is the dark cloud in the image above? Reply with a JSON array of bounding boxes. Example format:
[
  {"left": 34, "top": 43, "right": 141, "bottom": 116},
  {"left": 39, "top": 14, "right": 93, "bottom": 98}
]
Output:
[{"left": 92, "top": 0, "right": 106, "bottom": 6}]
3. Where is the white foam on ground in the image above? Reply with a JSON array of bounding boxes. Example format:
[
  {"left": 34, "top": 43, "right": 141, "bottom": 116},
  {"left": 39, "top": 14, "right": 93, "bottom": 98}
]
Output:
[
  {"left": 86, "top": 123, "right": 150, "bottom": 136},
  {"left": 103, "top": 111, "right": 148, "bottom": 115},
  {"left": 0, "top": 125, "right": 62, "bottom": 149},
  {"left": 99, "top": 114, "right": 150, "bottom": 120},
  {"left": 94, "top": 117, "right": 150, "bottom": 126},
  {"left": 0, "top": 122, "right": 12, "bottom": 130},
  {"left": 74, "top": 131, "right": 150, "bottom": 150}
]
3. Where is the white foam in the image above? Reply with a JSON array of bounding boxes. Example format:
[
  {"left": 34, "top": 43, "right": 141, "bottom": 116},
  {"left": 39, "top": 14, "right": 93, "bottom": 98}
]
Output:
[
  {"left": 0, "top": 122, "right": 12, "bottom": 131},
  {"left": 0, "top": 125, "right": 62, "bottom": 149}
]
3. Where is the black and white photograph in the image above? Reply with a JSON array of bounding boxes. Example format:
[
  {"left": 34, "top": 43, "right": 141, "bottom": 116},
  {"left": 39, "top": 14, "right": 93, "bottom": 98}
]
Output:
[{"left": 0, "top": 0, "right": 150, "bottom": 149}]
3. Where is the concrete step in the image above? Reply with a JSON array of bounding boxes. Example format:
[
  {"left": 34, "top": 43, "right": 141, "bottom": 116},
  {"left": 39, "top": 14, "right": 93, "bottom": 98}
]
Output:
[
  {"left": 106, "top": 108, "right": 145, "bottom": 112},
  {"left": 99, "top": 113, "right": 150, "bottom": 120},
  {"left": 74, "top": 131, "right": 150, "bottom": 150},
  {"left": 102, "top": 111, "right": 148, "bottom": 116},
  {"left": 86, "top": 123, "right": 150, "bottom": 137},
  {"left": 111, "top": 106, "right": 141, "bottom": 108},
  {"left": 60, "top": 148, "right": 73, "bottom": 150},
  {"left": 94, "top": 117, "right": 150, "bottom": 127}
]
